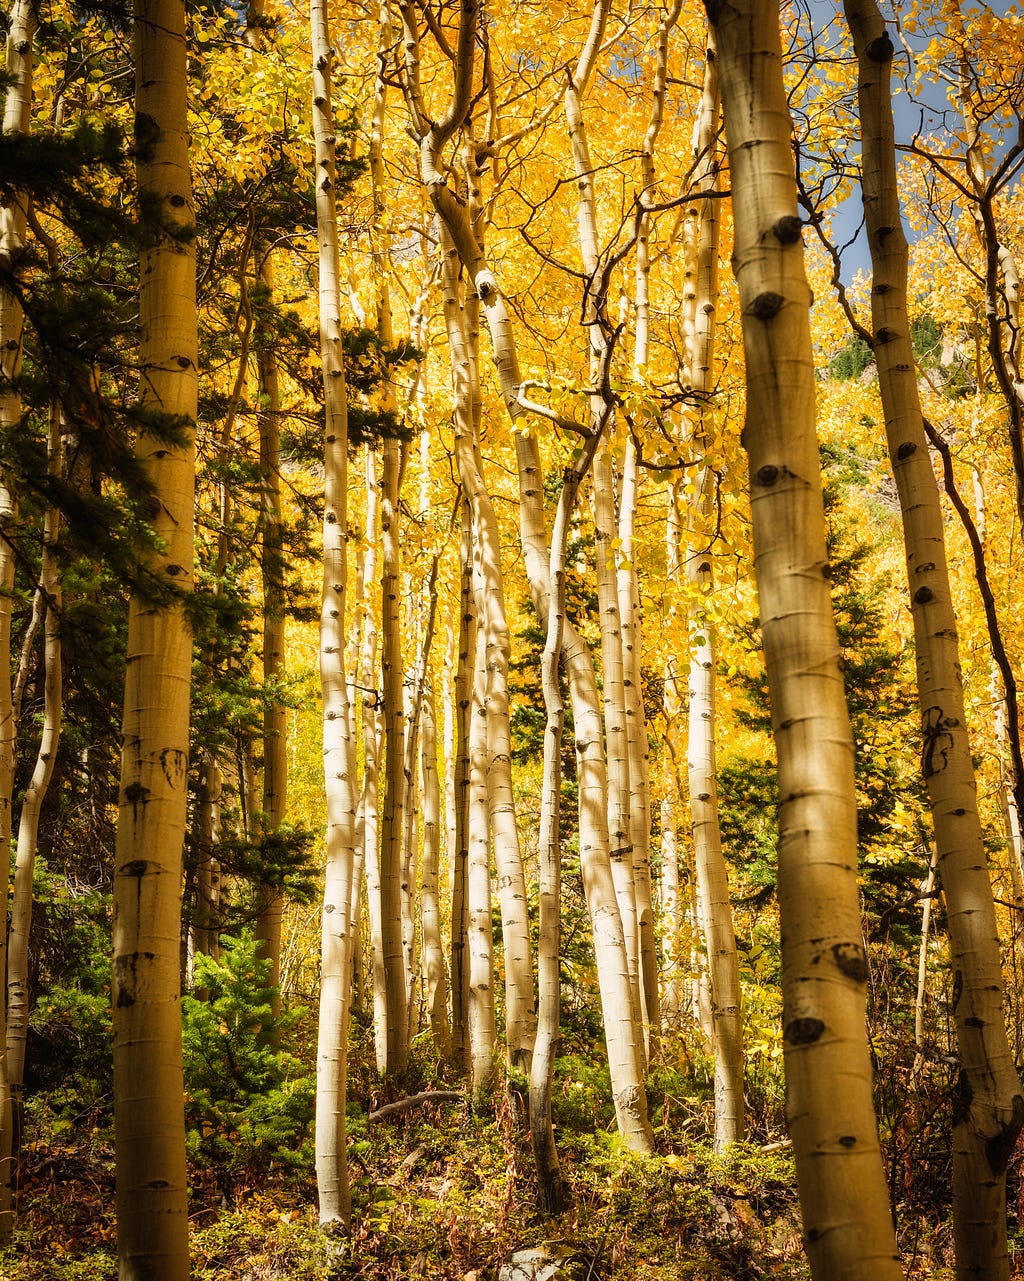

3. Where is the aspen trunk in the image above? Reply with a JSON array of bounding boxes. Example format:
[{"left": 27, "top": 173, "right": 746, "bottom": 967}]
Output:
[
  {"left": 616, "top": 441, "right": 658, "bottom": 1053},
  {"left": 356, "top": 449, "right": 387, "bottom": 1070},
  {"left": 844, "top": 5, "right": 1024, "bottom": 1275},
  {"left": 683, "top": 39, "right": 743, "bottom": 1150},
  {"left": 420, "top": 683, "right": 449, "bottom": 1053},
  {"left": 7, "top": 405, "right": 63, "bottom": 1126},
  {"left": 380, "top": 435, "right": 409, "bottom": 1074},
  {"left": 591, "top": 446, "right": 642, "bottom": 1040},
  {"left": 311, "top": 0, "right": 358, "bottom": 1223},
  {"left": 660, "top": 483, "right": 686, "bottom": 1030},
  {"left": 530, "top": 393, "right": 603, "bottom": 1213},
  {"left": 194, "top": 752, "right": 222, "bottom": 966},
  {"left": 0, "top": 0, "right": 34, "bottom": 1233},
  {"left": 112, "top": 1, "right": 195, "bottom": 1272},
  {"left": 399, "top": 0, "right": 651, "bottom": 1147},
  {"left": 442, "top": 223, "right": 535, "bottom": 1070},
  {"left": 450, "top": 506, "right": 475, "bottom": 1075},
  {"left": 710, "top": 1, "right": 903, "bottom": 1275},
  {"left": 254, "top": 246, "right": 287, "bottom": 1004},
  {"left": 563, "top": 1, "right": 644, "bottom": 1053},
  {"left": 467, "top": 627, "right": 496, "bottom": 1099},
  {"left": 913, "top": 848, "right": 938, "bottom": 1073}
]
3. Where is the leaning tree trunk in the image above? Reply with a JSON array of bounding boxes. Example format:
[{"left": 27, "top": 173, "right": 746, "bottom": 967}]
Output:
[
  {"left": 844, "top": 4, "right": 1024, "bottom": 1276},
  {"left": 311, "top": 0, "right": 359, "bottom": 1225},
  {"left": 112, "top": 0, "right": 196, "bottom": 1273},
  {"left": 709, "top": 1, "right": 904, "bottom": 1276}
]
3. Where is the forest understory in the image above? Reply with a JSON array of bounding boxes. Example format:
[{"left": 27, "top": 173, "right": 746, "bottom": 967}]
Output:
[{"left": 5, "top": 1007, "right": 1017, "bottom": 1281}]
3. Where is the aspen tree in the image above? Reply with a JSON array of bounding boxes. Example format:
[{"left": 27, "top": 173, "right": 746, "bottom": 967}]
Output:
[
  {"left": 7, "top": 404, "right": 62, "bottom": 1133},
  {"left": 442, "top": 193, "right": 536, "bottom": 1067},
  {"left": 311, "top": 0, "right": 359, "bottom": 1224},
  {"left": 0, "top": 0, "right": 34, "bottom": 1235},
  {"left": 420, "top": 683, "right": 449, "bottom": 1052},
  {"left": 467, "top": 626, "right": 497, "bottom": 1096},
  {"left": 356, "top": 448, "right": 388, "bottom": 1070},
  {"left": 452, "top": 122, "right": 535, "bottom": 1071},
  {"left": 112, "top": 0, "right": 195, "bottom": 1272},
  {"left": 708, "top": 0, "right": 903, "bottom": 1274},
  {"left": 380, "top": 434, "right": 409, "bottom": 1072},
  {"left": 564, "top": 0, "right": 643, "bottom": 1045},
  {"left": 400, "top": 555, "right": 442, "bottom": 1047},
  {"left": 621, "top": 0, "right": 684, "bottom": 1052},
  {"left": 398, "top": 0, "right": 652, "bottom": 1149},
  {"left": 844, "top": 3, "right": 1024, "bottom": 1274},
  {"left": 451, "top": 502, "right": 476, "bottom": 1074},
  {"left": 956, "top": 46, "right": 1024, "bottom": 540},
  {"left": 683, "top": 37, "right": 744, "bottom": 1151},
  {"left": 531, "top": 374, "right": 605, "bottom": 1214}
]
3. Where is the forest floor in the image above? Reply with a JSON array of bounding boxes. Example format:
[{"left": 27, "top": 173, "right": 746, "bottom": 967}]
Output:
[{"left": 0, "top": 1079, "right": 969, "bottom": 1281}]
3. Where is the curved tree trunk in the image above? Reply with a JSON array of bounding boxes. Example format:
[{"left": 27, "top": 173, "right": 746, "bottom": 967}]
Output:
[
  {"left": 710, "top": 1, "right": 903, "bottom": 1275},
  {"left": 112, "top": 1, "right": 196, "bottom": 1272},
  {"left": 844, "top": 4, "right": 1024, "bottom": 1275}
]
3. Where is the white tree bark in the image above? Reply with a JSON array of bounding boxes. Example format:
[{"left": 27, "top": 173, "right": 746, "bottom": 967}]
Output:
[{"left": 311, "top": 0, "right": 359, "bottom": 1223}]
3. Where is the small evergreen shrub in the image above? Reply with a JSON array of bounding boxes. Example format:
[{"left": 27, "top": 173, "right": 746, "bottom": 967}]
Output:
[{"left": 181, "top": 932, "right": 314, "bottom": 1197}]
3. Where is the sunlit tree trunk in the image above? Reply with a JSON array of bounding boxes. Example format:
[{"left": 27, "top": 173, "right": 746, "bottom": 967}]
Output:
[
  {"left": 660, "top": 483, "right": 685, "bottom": 1030},
  {"left": 450, "top": 504, "right": 475, "bottom": 1076},
  {"left": 844, "top": 4, "right": 1024, "bottom": 1275},
  {"left": 355, "top": 449, "right": 387, "bottom": 1069},
  {"left": 420, "top": 681, "right": 449, "bottom": 1053},
  {"left": 400, "top": 0, "right": 651, "bottom": 1149},
  {"left": 467, "top": 627, "right": 496, "bottom": 1098},
  {"left": 380, "top": 433, "right": 409, "bottom": 1074},
  {"left": 970, "top": 462, "right": 1024, "bottom": 902},
  {"left": 913, "top": 847, "right": 938, "bottom": 1074},
  {"left": 958, "top": 54, "right": 1024, "bottom": 539},
  {"left": 682, "top": 39, "right": 743, "bottom": 1151},
  {"left": 311, "top": 0, "right": 358, "bottom": 1224},
  {"left": 710, "top": 1, "right": 903, "bottom": 1275},
  {"left": 564, "top": 2, "right": 644, "bottom": 1055},
  {"left": 616, "top": 441, "right": 658, "bottom": 1053},
  {"left": 442, "top": 219, "right": 535, "bottom": 1071},
  {"left": 624, "top": 0, "right": 680, "bottom": 1052},
  {"left": 112, "top": 0, "right": 195, "bottom": 1272},
  {"left": 7, "top": 405, "right": 62, "bottom": 1130},
  {"left": 401, "top": 555, "right": 441, "bottom": 1049}
]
